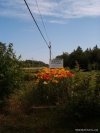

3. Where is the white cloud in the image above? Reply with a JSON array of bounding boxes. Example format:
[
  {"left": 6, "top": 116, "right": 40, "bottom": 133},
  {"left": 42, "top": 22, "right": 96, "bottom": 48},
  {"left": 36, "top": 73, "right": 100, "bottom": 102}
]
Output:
[
  {"left": 0, "top": 0, "right": 100, "bottom": 23},
  {"left": 49, "top": 20, "right": 66, "bottom": 24}
]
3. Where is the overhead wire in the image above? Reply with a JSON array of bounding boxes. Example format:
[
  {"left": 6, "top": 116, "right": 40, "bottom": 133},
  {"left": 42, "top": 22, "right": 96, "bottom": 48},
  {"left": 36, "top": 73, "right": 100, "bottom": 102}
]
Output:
[
  {"left": 23, "top": 0, "right": 49, "bottom": 48},
  {"left": 34, "top": 0, "right": 54, "bottom": 58},
  {"left": 34, "top": 0, "right": 61, "bottom": 60},
  {"left": 35, "top": 0, "right": 50, "bottom": 42}
]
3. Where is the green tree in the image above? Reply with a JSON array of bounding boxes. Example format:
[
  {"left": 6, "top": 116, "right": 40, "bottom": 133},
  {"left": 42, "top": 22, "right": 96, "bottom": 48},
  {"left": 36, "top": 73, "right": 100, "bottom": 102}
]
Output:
[
  {"left": 56, "top": 52, "right": 69, "bottom": 67},
  {"left": 0, "top": 42, "right": 22, "bottom": 100},
  {"left": 91, "top": 45, "right": 100, "bottom": 70},
  {"left": 55, "top": 45, "right": 100, "bottom": 71},
  {"left": 68, "top": 46, "right": 83, "bottom": 69}
]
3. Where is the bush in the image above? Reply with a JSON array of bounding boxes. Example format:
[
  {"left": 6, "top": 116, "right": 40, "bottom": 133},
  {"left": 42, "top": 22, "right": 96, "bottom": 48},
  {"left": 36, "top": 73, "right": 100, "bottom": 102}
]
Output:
[
  {"left": 0, "top": 42, "right": 23, "bottom": 100},
  {"left": 64, "top": 71, "right": 100, "bottom": 119}
]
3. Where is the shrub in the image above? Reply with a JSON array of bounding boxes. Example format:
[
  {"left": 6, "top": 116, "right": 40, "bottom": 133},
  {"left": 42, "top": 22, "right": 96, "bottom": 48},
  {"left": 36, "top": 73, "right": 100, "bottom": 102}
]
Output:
[
  {"left": 64, "top": 72, "right": 100, "bottom": 119},
  {"left": 0, "top": 43, "right": 23, "bottom": 100}
]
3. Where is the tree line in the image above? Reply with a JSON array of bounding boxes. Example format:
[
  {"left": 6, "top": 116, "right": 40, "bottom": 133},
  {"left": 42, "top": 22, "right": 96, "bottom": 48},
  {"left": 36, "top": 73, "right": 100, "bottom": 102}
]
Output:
[
  {"left": 56, "top": 45, "right": 100, "bottom": 71},
  {"left": 20, "top": 60, "right": 48, "bottom": 67}
]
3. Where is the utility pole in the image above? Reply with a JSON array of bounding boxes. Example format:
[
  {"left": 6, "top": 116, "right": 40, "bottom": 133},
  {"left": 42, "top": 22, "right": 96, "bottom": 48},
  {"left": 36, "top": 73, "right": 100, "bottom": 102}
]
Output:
[
  {"left": 48, "top": 41, "right": 51, "bottom": 68},
  {"left": 23, "top": 0, "right": 52, "bottom": 68},
  {"left": 48, "top": 41, "right": 51, "bottom": 61}
]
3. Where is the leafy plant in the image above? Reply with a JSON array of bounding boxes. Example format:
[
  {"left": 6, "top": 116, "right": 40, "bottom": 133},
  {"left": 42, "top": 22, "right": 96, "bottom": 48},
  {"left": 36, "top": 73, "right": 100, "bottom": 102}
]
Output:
[
  {"left": 64, "top": 72, "right": 100, "bottom": 119},
  {"left": 0, "top": 42, "right": 23, "bottom": 100}
]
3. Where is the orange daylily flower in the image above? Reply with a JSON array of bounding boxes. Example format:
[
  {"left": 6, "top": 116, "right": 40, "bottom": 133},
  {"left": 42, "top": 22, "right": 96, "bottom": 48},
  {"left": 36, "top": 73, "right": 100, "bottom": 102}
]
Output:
[{"left": 36, "top": 67, "right": 74, "bottom": 82}]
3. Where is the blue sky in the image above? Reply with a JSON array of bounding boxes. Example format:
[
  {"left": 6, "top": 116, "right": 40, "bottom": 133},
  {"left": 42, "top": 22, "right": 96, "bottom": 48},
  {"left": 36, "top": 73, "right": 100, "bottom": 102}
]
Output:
[{"left": 0, "top": 0, "right": 100, "bottom": 63}]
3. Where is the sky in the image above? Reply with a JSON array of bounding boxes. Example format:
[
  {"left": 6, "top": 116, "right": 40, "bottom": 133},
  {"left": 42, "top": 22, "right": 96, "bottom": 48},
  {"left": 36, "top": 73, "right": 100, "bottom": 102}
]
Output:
[{"left": 0, "top": 0, "right": 100, "bottom": 64}]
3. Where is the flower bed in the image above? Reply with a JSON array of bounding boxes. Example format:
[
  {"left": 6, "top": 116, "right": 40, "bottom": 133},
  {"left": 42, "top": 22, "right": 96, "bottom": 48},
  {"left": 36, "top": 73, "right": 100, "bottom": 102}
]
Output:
[
  {"left": 35, "top": 67, "right": 74, "bottom": 84},
  {"left": 33, "top": 68, "right": 74, "bottom": 105}
]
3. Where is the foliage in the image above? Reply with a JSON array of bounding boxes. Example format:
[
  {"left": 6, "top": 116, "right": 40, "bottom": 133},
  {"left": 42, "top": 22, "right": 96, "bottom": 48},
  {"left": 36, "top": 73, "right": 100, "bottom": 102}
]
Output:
[
  {"left": 64, "top": 71, "right": 100, "bottom": 119},
  {"left": 0, "top": 42, "right": 23, "bottom": 100},
  {"left": 56, "top": 45, "right": 100, "bottom": 70}
]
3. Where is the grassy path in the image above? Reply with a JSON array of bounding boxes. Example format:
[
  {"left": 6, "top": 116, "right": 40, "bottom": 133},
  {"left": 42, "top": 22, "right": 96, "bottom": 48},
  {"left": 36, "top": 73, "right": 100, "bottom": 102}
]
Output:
[{"left": 0, "top": 107, "right": 100, "bottom": 133}]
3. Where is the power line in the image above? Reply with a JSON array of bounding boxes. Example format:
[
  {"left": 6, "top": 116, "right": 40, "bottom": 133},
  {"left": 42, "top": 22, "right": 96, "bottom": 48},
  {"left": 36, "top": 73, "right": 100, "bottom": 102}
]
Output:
[
  {"left": 35, "top": 0, "right": 50, "bottom": 42},
  {"left": 23, "top": 0, "right": 49, "bottom": 48},
  {"left": 34, "top": 0, "right": 53, "bottom": 59}
]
